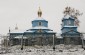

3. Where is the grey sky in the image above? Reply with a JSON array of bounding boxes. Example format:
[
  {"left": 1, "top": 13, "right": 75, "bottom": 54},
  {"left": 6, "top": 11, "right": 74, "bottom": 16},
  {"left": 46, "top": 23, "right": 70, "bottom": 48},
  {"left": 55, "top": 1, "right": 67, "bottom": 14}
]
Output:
[{"left": 0, "top": 0, "right": 85, "bottom": 34}]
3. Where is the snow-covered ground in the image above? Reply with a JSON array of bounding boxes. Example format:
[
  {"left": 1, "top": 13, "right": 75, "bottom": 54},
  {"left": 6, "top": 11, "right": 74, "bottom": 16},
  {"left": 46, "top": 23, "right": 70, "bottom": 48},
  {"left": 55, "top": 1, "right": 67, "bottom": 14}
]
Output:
[{"left": 0, "top": 45, "right": 85, "bottom": 55}]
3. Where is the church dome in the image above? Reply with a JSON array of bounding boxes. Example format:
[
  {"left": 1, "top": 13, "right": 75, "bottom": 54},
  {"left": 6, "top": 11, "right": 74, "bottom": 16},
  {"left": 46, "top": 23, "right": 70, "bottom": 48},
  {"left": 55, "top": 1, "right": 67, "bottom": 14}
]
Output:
[{"left": 32, "top": 7, "right": 48, "bottom": 27}]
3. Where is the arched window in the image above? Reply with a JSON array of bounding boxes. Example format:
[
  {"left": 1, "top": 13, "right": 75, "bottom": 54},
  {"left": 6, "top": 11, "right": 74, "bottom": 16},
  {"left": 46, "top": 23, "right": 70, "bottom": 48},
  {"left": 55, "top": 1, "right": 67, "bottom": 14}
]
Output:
[
  {"left": 68, "top": 20, "right": 71, "bottom": 25},
  {"left": 38, "top": 22, "right": 42, "bottom": 26},
  {"left": 68, "top": 20, "right": 71, "bottom": 24}
]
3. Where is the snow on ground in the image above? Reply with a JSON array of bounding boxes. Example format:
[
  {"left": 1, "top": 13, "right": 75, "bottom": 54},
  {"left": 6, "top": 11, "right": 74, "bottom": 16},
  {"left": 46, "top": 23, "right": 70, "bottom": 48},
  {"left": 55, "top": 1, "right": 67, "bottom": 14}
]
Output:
[{"left": 0, "top": 45, "right": 85, "bottom": 55}]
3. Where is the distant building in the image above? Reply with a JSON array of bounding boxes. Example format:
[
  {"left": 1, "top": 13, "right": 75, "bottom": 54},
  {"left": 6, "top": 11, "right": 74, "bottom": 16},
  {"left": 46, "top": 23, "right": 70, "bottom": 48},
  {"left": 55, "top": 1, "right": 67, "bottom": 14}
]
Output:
[{"left": 9, "top": 7, "right": 56, "bottom": 46}]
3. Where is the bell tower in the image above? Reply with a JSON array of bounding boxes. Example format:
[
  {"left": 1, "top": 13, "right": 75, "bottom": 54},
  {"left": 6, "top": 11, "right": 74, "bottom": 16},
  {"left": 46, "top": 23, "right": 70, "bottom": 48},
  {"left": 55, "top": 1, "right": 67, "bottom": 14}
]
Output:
[{"left": 61, "top": 7, "right": 82, "bottom": 45}]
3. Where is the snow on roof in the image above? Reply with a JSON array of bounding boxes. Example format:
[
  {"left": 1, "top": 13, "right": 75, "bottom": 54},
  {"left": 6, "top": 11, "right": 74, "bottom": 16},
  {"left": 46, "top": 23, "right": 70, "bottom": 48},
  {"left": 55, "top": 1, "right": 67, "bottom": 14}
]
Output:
[
  {"left": 63, "top": 15, "right": 74, "bottom": 19},
  {"left": 31, "top": 26, "right": 50, "bottom": 30},
  {"left": 14, "top": 35, "right": 28, "bottom": 39},
  {"left": 56, "top": 34, "right": 63, "bottom": 38},
  {"left": 10, "top": 29, "right": 25, "bottom": 33},
  {"left": 24, "top": 30, "right": 34, "bottom": 33},
  {"left": 63, "top": 26, "right": 77, "bottom": 27},
  {"left": 63, "top": 15, "right": 72, "bottom": 19},
  {"left": 10, "top": 26, "right": 52, "bottom": 33},
  {"left": 46, "top": 31, "right": 55, "bottom": 33},
  {"left": 33, "top": 17, "right": 47, "bottom": 21},
  {"left": 64, "top": 15, "right": 70, "bottom": 19}
]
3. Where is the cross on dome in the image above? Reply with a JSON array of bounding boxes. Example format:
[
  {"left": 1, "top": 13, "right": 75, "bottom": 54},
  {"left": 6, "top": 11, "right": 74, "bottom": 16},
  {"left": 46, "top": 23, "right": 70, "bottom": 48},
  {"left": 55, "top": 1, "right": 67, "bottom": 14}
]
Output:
[
  {"left": 15, "top": 24, "right": 18, "bottom": 30},
  {"left": 38, "top": 7, "right": 42, "bottom": 17}
]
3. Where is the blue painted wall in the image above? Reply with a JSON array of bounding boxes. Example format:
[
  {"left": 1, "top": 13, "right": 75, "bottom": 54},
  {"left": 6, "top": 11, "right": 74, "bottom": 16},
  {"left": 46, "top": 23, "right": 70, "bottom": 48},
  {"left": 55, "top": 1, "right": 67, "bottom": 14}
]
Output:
[
  {"left": 61, "top": 27, "right": 77, "bottom": 33},
  {"left": 61, "top": 17, "right": 78, "bottom": 34},
  {"left": 62, "top": 17, "right": 75, "bottom": 26},
  {"left": 32, "top": 20, "right": 48, "bottom": 27}
]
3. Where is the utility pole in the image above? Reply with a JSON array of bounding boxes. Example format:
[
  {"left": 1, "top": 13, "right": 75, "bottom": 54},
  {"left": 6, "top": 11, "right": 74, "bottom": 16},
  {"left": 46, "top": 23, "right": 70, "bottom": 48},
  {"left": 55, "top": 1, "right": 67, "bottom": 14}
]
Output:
[
  {"left": 9, "top": 27, "right": 11, "bottom": 47},
  {"left": 81, "top": 33, "right": 84, "bottom": 48},
  {"left": 53, "top": 34, "right": 55, "bottom": 51},
  {"left": 80, "top": 33, "right": 85, "bottom": 50},
  {"left": 21, "top": 35, "right": 23, "bottom": 50},
  {"left": 82, "top": 38, "right": 84, "bottom": 48}
]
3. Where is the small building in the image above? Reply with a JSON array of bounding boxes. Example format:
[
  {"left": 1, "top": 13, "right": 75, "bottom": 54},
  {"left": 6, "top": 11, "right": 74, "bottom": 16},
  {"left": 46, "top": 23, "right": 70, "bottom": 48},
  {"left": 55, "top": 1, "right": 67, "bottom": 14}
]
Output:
[{"left": 9, "top": 7, "right": 56, "bottom": 46}]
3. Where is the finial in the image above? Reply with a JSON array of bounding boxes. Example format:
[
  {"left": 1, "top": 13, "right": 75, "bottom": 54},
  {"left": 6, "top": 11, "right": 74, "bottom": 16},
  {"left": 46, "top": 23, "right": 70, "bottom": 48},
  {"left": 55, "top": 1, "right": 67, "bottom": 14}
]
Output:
[
  {"left": 9, "top": 27, "right": 10, "bottom": 33},
  {"left": 38, "top": 7, "right": 42, "bottom": 17},
  {"left": 15, "top": 24, "right": 18, "bottom": 30}
]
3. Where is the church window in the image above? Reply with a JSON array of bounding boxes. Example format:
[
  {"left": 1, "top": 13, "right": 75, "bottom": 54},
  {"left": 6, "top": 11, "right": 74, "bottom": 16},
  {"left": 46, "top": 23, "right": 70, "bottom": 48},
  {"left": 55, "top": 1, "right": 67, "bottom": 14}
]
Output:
[
  {"left": 65, "top": 20, "right": 68, "bottom": 26},
  {"left": 68, "top": 20, "right": 71, "bottom": 25},
  {"left": 38, "top": 22, "right": 42, "bottom": 26}
]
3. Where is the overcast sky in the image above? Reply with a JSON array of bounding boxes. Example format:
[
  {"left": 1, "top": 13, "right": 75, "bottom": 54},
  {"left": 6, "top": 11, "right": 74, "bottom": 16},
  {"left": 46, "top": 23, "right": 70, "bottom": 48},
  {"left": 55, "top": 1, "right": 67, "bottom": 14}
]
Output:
[{"left": 0, "top": 0, "right": 85, "bottom": 35}]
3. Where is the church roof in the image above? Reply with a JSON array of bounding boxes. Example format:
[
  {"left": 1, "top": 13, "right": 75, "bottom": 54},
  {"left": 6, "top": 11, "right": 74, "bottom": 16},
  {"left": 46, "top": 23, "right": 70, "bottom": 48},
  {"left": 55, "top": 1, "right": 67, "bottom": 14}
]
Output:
[
  {"left": 64, "top": 15, "right": 70, "bottom": 19},
  {"left": 33, "top": 17, "right": 47, "bottom": 21},
  {"left": 10, "top": 29, "right": 25, "bottom": 33},
  {"left": 62, "top": 30, "right": 80, "bottom": 35},
  {"left": 24, "top": 30, "right": 34, "bottom": 33},
  {"left": 63, "top": 26, "right": 77, "bottom": 27},
  {"left": 10, "top": 26, "right": 54, "bottom": 34},
  {"left": 46, "top": 31, "right": 56, "bottom": 33},
  {"left": 30, "top": 26, "right": 50, "bottom": 30},
  {"left": 63, "top": 15, "right": 74, "bottom": 19}
]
